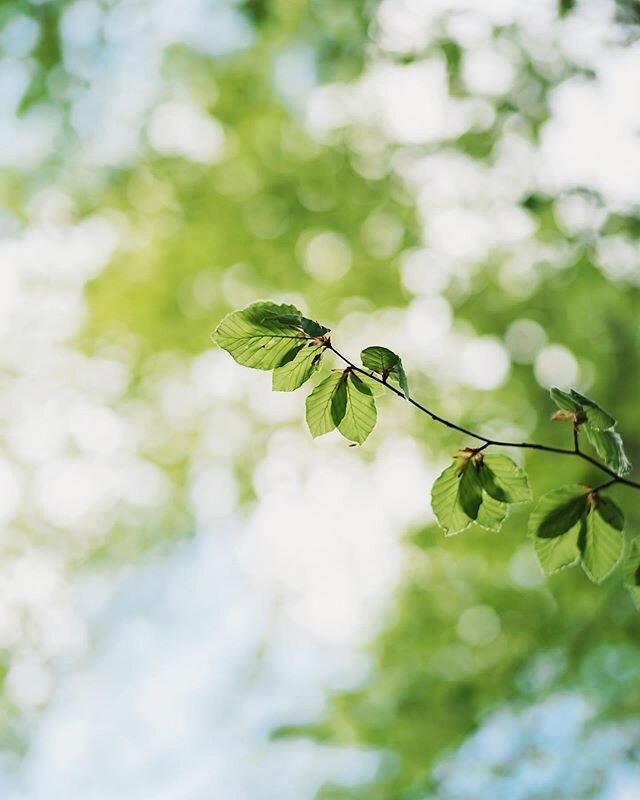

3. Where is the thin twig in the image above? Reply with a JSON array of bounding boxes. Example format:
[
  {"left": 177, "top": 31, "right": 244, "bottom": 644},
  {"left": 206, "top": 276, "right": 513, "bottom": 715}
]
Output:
[
  {"left": 327, "top": 343, "right": 640, "bottom": 493},
  {"left": 593, "top": 478, "right": 619, "bottom": 492}
]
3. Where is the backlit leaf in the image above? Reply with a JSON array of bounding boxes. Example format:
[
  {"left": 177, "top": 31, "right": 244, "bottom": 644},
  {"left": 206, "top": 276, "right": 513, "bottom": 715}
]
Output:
[
  {"left": 528, "top": 485, "right": 588, "bottom": 540},
  {"left": 530, "top": 487, "right": 624, "bottom": 581},
  {"left": 569, "top": 389, "right": 616, "bottom": 430},
  {"left": 272, "top": 344, "right": 323, "bottom": 391},
  {"left": 458, "top": 463, "right": 484, "bottom": 520},
  {"left": 550, "top": 387, "right": 630, "bottom": 474},
  {"left": 534, "top": 520, "right": 582, "bottom": 575},
  {"left": 263, "top": 312, "right": 330, "bottom": 338},
  {"left": 479, "top": 454, "right": 531, "bottom": 504},
  {"left": 584, "top": 427, "right": 631, "bottom": 475},
  {"left": 361, "top": 346, "right": 400, "bottom": 373},
  {"left": 431, "top": 462, "right": 474, "bottom": 535},
  {"left": 396, "top": 363, "right": 410, "bottom": 398},
  {"left": 213, "top": 301, "right": 308, "bottom": 370},
  {"left": 337, "top": 372, "right": 377, "bottom": 444},
  {"left": 305, "top": 371, "right": 348, "bottom": 438},
  {"left": 580, "top": 496, "right": 625, "bottom": 583},
  {"left": 476, "top": 493, "right": 508, "bottom": 532},
  {"left": 624, "top": 538, "right": 640, "bottom": 610},
  {"left": 431, "top": 459, "right": 512, "bottom": 536},
  {"left": 551, "top": 385, "right": 617, "bottom": 428},
  {"left": 361, "top": 346, "right": 410, "bottom": 397},
  {"left": 550, "top": 387, "right": 581, "bottom": 413}
]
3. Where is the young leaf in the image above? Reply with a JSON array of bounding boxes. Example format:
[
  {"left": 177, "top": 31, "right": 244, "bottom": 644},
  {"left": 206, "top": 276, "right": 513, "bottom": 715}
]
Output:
[
  {"left": 262, "top": 312, "right": 330, "bottom": 338},
  {"left": 431, "top": 462, "right": 476, "bottom": 535},
  {"left": 213, "top": 301, "right": 309, "bottom": 370},
  {"left": 550, "top": 387, "right": 631, "bottom": 474},
  {"left": 623, "top": 538, "right": 640, "bottom": 610},
  {"left": 478, "top": 454, "right": 531, "bottom": 504},
  {"left": 529, "top": 486, "right": 587, "bottom": 574},
  {"left": 534, "top": 519, "right": 582, "bottom": 575},
  {"left": 272, "top": 344, "right": 323, "bottom": 392},
  {"left": 550, "top": 387, "right": 581, "bottom": 413},
  {"left": 357, "top": 374, "right": 386, "bottom": 397},
  {"left": 396, "top": 363, "right": 410, "bottom": 398},
  {"left": 337, "top": 372, "right": 377, "bottom": 445},
  {"left": 530, "top": 487, "right": 624, "bottom": 581},
  {"left": 569, "top": 389, "right": 616, "bottom": 430},
  {"left": 431, "top": 459, "right": 511, "bottom": 535},
  {"left": 476, "top": 493, "right": 508, "bottom": 532},
  {"left": 580, "top": 496, "right": 625, "bottom": 583},
  {"left": 528, "top": 485, "right": 589, "bottom": 540},
  {"left": 552, "top": 410, "right": 578, "bottom": 423},
  {"left": 360, "top": 346, "right": 410, "bottom": 397},
  {"left": 583, "top": 427, "right": 631, "bottom": 475},
  {"left": 305, "top": 371, "right": 347, "bottom": 438},
  {"left": 361, "top": 346, "right": 400, "bottom": 373},
  {"left": 457, "top": 463, "right": 484, "bottom": 520}
]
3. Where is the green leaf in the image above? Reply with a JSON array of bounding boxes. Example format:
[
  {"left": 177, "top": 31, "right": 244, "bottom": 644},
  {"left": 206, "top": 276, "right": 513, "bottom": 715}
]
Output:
[
  {"left": 476, "top": 493, "right": 508, "bottom": 532},
  {"left": 361, "top": 346, "right": 401, "bottom": 373},
  {"left": 357, "top": 374, "right": 386, "bottom": 397},
  {"left": 337, "top": 372, "right": 377, "bottom": 444},
  {"left": 213, "top": 301, "right": 309, "bottom": 370},
  {"left": 396, "top": 363, "right": 410, "bottom": 398},
  {"left": 534, "top": 520, "right": 582, "bottom": 575},
  {"left": 550, "top": 387, "right": 581, "bottom": 413},
  {"left": 580, "top": 497, "right": 625, "bottom": 583},
  {"left": 431, "top": 460, "right": 507, "bottom": 535},
  {"left": 305, "top": 371, "right": 348, "bottom": 438},
  {"left": 272, "top": 344, "right": 323, "bottom": 391},
  {"left": 569, "top": 389, "right": 616, "bottom": 430},
  {"left": 458, "top": 463, "right": 484, "bottom": 519},
  {"left": 431, "top": 462, "right": 475, "bottom": 535},
  {"left": 478, "top": 454, "right": 531, "bottom": 504},
  {"left": 530, "top": 487, "right": 624, "bottom": 581},
  {"left": 624, "top": 538, "right": 640, "bottom": 610},
  {"left": 550, "top": 387, "right": 617, "bottom": 428},
  {"left": 583, "top": 427, "right": 631, "bottom": 475},
  {"left": 550, "top": 387, "right": 630, "bottom": 474},
  {"left": 263, "top": 312, "right": 330, "bottom": 338},
  {"left": 360, "top": 345, "right": 410, "bottom": 397},
  {"left": 528, "top": 485, "right": 589, "bottom": 540}
]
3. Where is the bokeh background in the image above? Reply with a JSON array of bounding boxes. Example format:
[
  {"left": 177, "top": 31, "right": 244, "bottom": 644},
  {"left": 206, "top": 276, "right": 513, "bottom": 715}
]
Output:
[{"left": 1, "top": 0, "right": 640, "bottom": 797}]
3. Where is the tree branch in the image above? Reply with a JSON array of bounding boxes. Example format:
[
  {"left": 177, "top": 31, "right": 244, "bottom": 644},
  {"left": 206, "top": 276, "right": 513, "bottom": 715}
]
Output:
[{"left": 327, "top": 343, "right": 640, "bottom": 493}]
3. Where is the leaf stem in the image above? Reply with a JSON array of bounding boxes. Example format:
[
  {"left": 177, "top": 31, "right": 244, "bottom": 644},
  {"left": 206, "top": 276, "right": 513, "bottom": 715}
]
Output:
[{"left": 327, "top": 344, "right": 640, "bottom": 492}]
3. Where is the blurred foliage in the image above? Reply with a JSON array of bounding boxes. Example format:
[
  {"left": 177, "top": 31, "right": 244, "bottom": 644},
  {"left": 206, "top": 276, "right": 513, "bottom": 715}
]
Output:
[{"left": 2, "top": 0, "right": 640, "bottom": 795}]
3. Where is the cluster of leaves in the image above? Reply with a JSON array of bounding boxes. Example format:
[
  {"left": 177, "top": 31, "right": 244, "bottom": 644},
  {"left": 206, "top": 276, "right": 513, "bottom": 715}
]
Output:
[
  {"left": 213, "top": 301, "right": 640, "bottom": 607},
  {"left": 529, "top": 485, "right": 624, "bottom": 582},
  {"left": 551, "top": 387, "right": 631, "bottom": 474},
  {"left": 213, "top": 300, "right": 409, "bottom": 444},
  {"left": 431, "top": 452, "right": 531, "bottom": 535}
]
